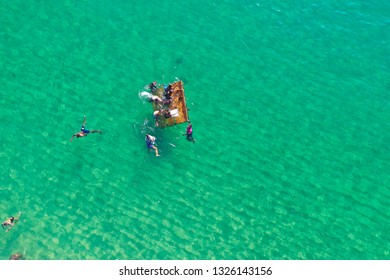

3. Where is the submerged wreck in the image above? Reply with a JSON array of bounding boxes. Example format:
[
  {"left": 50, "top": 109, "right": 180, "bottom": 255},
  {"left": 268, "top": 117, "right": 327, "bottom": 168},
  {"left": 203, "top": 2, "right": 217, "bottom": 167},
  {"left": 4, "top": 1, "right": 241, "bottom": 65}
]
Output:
[{"left": 150, "top": 80, "right": 189, "bottom": 128}]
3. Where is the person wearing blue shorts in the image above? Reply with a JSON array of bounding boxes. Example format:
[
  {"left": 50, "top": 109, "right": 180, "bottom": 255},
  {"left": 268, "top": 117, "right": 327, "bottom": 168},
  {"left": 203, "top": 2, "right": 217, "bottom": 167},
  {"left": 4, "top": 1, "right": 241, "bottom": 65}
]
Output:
[
  {"left": 70, "top": 116, "right": 102, "bottom": 142},
  {"left": 145, "top": 134, "right": 160, "bottom": 156}
]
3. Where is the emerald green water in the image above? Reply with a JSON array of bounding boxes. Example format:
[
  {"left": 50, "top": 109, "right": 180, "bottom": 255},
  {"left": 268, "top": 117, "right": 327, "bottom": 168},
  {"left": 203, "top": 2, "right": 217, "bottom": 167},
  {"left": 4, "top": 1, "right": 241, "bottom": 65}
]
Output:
[{"left": 0, "top": 0, "right": 389, "bottom": 259}]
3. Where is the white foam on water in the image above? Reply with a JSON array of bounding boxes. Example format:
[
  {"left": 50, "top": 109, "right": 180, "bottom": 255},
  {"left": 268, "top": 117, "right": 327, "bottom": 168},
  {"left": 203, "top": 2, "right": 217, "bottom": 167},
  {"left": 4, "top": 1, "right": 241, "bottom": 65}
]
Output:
[{"left": 139, "top": 91, "right": 152, "bottom": 100}]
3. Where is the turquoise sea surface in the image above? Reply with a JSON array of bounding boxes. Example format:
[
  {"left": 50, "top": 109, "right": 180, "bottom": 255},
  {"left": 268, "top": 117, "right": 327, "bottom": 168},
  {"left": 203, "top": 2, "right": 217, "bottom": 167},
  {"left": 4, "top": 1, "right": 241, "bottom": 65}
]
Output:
[{"left": 0, "top": 0, "right": 389, "bottom": 259}]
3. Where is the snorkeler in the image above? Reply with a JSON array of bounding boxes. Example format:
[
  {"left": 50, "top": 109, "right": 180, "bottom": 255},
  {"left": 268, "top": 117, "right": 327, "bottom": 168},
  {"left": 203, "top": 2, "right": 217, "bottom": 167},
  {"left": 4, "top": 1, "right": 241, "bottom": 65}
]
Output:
[{"left": 70, "top": 116, "right": 102, "bottom": 142}]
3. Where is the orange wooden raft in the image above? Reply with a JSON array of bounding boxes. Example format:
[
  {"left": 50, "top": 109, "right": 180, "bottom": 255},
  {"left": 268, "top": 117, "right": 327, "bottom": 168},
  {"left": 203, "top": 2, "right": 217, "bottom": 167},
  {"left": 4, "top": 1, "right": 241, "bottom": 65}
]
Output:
[{"left": 152, "top": 80, "right": 189, "bottom": 128}]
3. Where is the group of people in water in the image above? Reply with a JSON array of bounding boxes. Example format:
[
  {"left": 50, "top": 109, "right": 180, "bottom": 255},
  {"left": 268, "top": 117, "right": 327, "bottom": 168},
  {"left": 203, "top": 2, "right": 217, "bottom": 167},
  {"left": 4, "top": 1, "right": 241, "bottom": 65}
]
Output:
[
  {"left": 66, "top": 81, "right": 195, "bottom": 157},
  {"left": 3, "top": 81, "right": 195, "bottom": 259},
  {"left": 149, "top": 82, "right": 174, "bottom": 127},
  {"left": 146, "top": 81, "right": 195, "bottom": 156},
  {"left": 144, "top": 121, "right": 194, "bottom": 157}
]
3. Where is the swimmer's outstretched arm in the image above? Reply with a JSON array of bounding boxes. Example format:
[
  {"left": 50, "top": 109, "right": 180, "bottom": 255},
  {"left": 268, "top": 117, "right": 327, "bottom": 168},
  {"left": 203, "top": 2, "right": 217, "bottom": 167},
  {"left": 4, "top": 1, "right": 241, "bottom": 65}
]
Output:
[{"left": 82, "top": 115, "right": 86, "bottom": 126}]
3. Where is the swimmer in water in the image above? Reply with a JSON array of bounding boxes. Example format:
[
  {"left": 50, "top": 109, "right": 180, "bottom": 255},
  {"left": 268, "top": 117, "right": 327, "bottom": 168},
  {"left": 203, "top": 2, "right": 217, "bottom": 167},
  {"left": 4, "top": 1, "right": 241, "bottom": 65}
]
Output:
[
  {"left": 145, "top": 134, "right": 160, "bottom": 156},
  {"left": 2, "top": 213, "right": 21, "bottom": 232},
  {"left": 70, "top": 116, "right": 102, "bottom": 142},
  {"left": 183, "top": 122, "right": 195, "bottom": 143}
]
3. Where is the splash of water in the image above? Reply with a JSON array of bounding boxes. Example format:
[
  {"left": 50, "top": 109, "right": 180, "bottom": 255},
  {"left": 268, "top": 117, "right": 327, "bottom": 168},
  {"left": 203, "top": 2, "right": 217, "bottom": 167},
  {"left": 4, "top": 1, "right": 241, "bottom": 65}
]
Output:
[{"left": 139, "top": 91, "right": 152, "bottom": 100}]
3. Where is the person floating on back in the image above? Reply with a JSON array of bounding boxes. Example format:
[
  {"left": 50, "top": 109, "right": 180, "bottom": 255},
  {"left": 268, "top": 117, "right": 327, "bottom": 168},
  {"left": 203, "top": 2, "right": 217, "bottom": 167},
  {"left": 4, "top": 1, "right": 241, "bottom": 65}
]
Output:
[
  {"left": 70, "top": 116, "right": 102, "bottom": 142},
  {"left": 145, "top": 134, "right": 160, "bottom": 156},
  {"left": 2, "top": 212, "right": 21, "bottom": 232},
  {"left": 183, "top": 122, "right": 195, "bottom": 143}
]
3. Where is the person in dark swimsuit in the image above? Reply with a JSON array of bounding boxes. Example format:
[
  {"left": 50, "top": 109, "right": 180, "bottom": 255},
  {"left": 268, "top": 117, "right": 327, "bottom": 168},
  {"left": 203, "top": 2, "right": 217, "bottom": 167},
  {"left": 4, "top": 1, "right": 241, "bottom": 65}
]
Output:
[
  {"left": 2, "top": 216, "right": 15, "bottom": 228},
  {"left": 145, "top": 134, "right": 160, "bottom": 156},
  {"left": 183, "top": 122, "right": 195, "bottom": 143},
  {"left": 163, "top": 109, "right": 171, "bottom": 119},
  {"left": 163, "top": 84, "right": 172, "bottom": 99},
  {"left": 2, "top": 215, "right": 19, "bottom": 232},
  {"left": 70, "top": 116, "right": 102, "bottom": 142}
]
